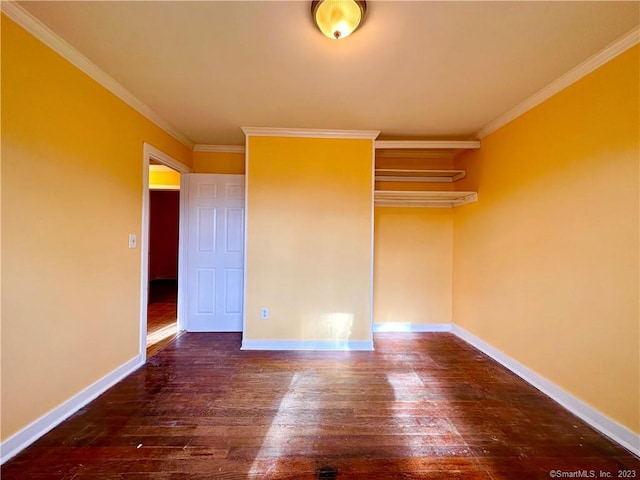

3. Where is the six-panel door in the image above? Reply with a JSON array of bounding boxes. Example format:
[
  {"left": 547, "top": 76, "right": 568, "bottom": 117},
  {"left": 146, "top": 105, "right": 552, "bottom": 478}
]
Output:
[{"left": 185, "top": 174, "right": 245, "bottom": 331}]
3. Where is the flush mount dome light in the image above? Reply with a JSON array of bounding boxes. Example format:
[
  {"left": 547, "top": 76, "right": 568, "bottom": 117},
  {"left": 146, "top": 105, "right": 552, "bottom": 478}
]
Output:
[{"left": 312, "top": 0, "right": 367, "bottom": 40}]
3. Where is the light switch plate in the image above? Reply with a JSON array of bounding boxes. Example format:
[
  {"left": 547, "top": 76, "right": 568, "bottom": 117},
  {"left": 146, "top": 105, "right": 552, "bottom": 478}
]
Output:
[{"left": 128, "top": 234, "right": 137, "bottom": 249}]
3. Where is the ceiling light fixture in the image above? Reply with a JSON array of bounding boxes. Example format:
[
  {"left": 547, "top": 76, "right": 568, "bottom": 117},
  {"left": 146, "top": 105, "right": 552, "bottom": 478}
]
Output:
[{"left": 311, "top": 0, "right": 366, "bottom": 40}]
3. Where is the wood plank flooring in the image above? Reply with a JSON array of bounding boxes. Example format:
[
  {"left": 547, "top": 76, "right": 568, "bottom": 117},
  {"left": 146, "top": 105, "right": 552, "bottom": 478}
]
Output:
[
  {"left": 2, "top": 333, "right": 638, "bottom": 479},
  {"left": 146, "top": 279, "right": 181, "bottom": 358},
  {"left": 146, "top": 302, "right": 181, "bottom": 358}
]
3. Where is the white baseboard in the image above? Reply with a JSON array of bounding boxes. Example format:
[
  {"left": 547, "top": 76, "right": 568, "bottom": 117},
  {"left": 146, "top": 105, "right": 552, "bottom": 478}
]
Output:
[
  {"left": 0, "top": 354, "right": 144, "bottom": 464},
  {"left": 452, "top": 324, "right": 640, "bottom": 457},
  {"left": 241, "top": 339, "right": 374, "bottom": 351},
  {"left": 373, "top": 322, "right": 452, "bottom": 333}
]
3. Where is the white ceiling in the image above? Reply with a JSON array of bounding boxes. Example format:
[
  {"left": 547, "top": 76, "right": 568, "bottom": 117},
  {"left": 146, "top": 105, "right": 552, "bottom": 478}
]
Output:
[{"left": 18, "top": 1, "right": 640, "bottom": 146}]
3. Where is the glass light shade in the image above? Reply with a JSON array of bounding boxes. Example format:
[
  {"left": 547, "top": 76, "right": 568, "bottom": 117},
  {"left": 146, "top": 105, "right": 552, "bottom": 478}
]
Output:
[{"left": 312, "top": 0, "right": 366, "bottom": 40}]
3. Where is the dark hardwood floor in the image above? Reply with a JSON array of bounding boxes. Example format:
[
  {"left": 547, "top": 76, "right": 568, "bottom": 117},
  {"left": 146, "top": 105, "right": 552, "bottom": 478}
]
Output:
[{"left": 2, "top": 333, "right": 638, "bottom": 479}]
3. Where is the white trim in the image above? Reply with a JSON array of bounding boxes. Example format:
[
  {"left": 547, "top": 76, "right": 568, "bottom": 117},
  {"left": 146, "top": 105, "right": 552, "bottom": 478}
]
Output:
[
  {"left": 149, "top": 184, "right": 180, "bottom": 191},
  {"left": 476, "top": 26, "right": 640, "bottom": 139},
  {"left": 241, "top": 340, "right": 374, "bottom": 351},
  {"left": 369, "top": 141, "right": 376, "bottom": 349},
  {"left": 176, "top": 174, "right": 189, "bottom": 332},
  {"left": 195, "top": 141, "right": 482, "bottom": 153},
  {"left": 144, "top": 143, "right": 192, "bottom": 174},
  {"left": 373, "top": 323, "right": 452, "bottom": 333},
  {"left": 193, "top": 144, "right": 246, "bottom": 153},
  {"left": 242, "top": 136, "right": 250, "bottom": 336},
  {"left": 241, "top": 127, "right": 380, "bottom": 140},
  {"left": 452, "top": 324, "right": 640, "bottom": 457},
  {"left": 375, "top": 140, "right": 480, "bottom": 150},
  {"left": 140, "top": 151, "right": 151, "bottom": 363},
  {"left": 1, "top": 1, "right": 194, "bottom": 149},
  {"left": 0, "top": 354, "right": 143, "bottom": 464}
]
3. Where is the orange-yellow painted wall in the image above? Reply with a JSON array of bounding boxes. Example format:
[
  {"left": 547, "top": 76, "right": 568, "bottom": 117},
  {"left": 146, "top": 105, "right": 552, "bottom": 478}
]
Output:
[
  {"left": 149, "top": 169, "right": 180, "bottom": 189},
  {"left": 193, "top": 151, "right": 245, "bottom": 174},
  {"left": 453, "top": 46, "right": 639, "bottom": 433},
  {"left": 1, "top": 16, "right": 192, "bottom": 441},
  {"left": 244, "top": 136, "right": 373, "bottom": 343},
  {"left": 374, "top": 207, "right": 452, "bottom": 325}
]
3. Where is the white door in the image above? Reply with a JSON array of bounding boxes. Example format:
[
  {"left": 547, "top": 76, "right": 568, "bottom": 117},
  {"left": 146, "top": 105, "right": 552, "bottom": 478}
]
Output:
[{"left": 185, "top": 174, "right": 245, "bottom": 331}]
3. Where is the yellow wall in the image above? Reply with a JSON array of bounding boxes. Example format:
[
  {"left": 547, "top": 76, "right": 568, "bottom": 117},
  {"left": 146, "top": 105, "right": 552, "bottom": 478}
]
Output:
[
  {"left": 1, "top": 16, "right": 192, "bottom": 440},
  {"left": 453, "top": 46, "right": 639, "bottom": 433},
  {"left": 149, "top": 169, "right": 181, "bottom": 189},
  {"left": 244, "top": 136, "right": 373, "bottom": 344},
  {"left": 193, "top": 151, "right": 245, "bottom": 174},
  {"left": 374, "top": 207, "right": 452, "bottom": 325}
]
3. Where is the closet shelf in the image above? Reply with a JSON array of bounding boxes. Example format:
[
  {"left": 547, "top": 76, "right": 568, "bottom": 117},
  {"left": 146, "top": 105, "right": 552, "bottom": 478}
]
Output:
[
  {"left": 375, "top": 168, "right": 466, "bottom": 183},
  {"left": 374, "top": 190, "right": 478, "bottom": 208},
  {"left": 374, "top": 143, "right": 478, "bottom": 208}
]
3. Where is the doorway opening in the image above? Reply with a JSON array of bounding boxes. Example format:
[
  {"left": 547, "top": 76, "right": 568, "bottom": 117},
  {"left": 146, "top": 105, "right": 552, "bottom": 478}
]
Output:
[
  {"left": 140, "top": 143, "right": 191, "bottom": 361},
  {"left": 147, "top": 164, "right": 181, "bottom": 356}
]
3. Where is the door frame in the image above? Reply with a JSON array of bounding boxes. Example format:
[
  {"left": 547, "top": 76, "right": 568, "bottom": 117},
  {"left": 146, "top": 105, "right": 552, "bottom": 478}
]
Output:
[{"left": 140, "top": 143, "right": 192, "bottom": 362}]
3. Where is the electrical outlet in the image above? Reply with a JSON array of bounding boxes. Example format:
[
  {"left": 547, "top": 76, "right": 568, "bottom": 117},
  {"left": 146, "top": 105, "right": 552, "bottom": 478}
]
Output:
[{"left": 260, "top": 308, "right": 269, "bottom": 319}]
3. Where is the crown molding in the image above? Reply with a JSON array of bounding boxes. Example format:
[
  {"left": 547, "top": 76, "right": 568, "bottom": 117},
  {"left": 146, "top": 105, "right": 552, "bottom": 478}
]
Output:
[
  {"left": 1, "top": 1, "right": 194, "bottom": 149},
  {"left": 193, "top": 144, "right": 246, "bottom": 153},
  {"left": 476, "top": 26, "right": 640, "bottom": 140},
  {"left": 375, "top": 140, "right": 480, "bottom": 150},
  {"left": 241, "top": 127, "right": 380, "bottom": 140}
]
